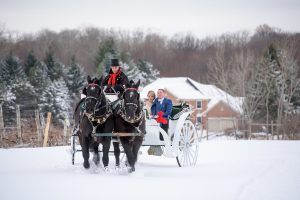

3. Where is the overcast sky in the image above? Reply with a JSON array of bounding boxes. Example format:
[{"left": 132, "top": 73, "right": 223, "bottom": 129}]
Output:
[{"left": 0, "top": 0, "right": 299, "bottom": 38}]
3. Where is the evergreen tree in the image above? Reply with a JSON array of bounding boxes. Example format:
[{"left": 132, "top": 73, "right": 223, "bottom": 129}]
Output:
[
  {"left": 122, "top": 58, "right": 160, "bottom": 86},
  {"left": 11, "top": 76, "right": 36, "bottom": 107},
  {"left": 24, "top": 50, "right": 38, "bottom": 77},
  {"left": 96, "top": 38, "right": 119, "bottom": 76},
  {"left": 253, "top": 45, "right": 279, "bottom": 122},
  {"left": 122, "top": 59, "right": 140, "bottom": 81},
  {"left": 136, "top": 59, "right": 160, "bottom": 86},
  {"left": 65, "top": 56, "right": 85, "bottom": 98},
  {"left": 39, "top": 78, "right": 72, "bottom": 122},
  {"left": 0, "top": 52, "right": 26, "bottom": 85},
  {"left": 273, "top": 49, "right": 300, "bottom": 114},
  {"left": 44, "top": 51, "right": 63, "bottom": 81},
  {"left": 101, "top": 53, "right": 114, "bottom": 76},
  {"left": 52, "top": 79, "right": 72, "bottom": 121},
  {"left": 0, "top": 53, "right": 36, "bottom": 106},
  {"left": 28, "top": 61, "right": 50, "bottom": 94}
]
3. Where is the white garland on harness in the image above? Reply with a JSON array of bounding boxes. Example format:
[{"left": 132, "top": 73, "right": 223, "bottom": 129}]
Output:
[{"left": 118, "top": 100, "right": 144, "bottom": 124}]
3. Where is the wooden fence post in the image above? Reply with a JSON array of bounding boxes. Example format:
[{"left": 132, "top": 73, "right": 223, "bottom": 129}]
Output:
[
  {"left": 271, "top": 120, "right": 276, "bottom": 140},
  {"left": 0, "top": 104, "right": 4, "bottom": 147},
  {"left": 43, "top": 112, "right": 52, "bottom": 147},
  {"left": 63, "top": 114, "right": 70, "bottom": 144},
  {"left": 16, "top": 105, "right": 22, "bottom": 144},
  {"left": 35, "top": 110, "right": 42, "bottom": 144},
  {"left": 249, "top": 120, "right": 252, "bottom": 140},
  {"left": 206, "top": 119, "right": 209, "bottom": 140}
]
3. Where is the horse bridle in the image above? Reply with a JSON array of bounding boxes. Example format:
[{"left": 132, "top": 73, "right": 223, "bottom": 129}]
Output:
[
  {"left": 119, "top": 88, "right": 143, "bottom": 124},
  {"left": 84, "top": 83, "right": 102, "bottom": 113},
  {"left": 83, "top": 83, "right": 112, "bottom": 125}
]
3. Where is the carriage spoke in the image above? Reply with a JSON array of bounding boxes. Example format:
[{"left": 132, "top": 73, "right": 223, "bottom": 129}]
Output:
[
  {"left": 181, "top": 152, "right": 186, "bottom": 166},
  {"left": 183, "top": 150, "right": 187, "bottom": 166},
  {"left": 188, "top": 148, "right": 196, "bottom": 164},
  {"left": 186, "top": 149, "right": 192, "bottom": 166},
  {"left": 184, "top": 149, "right": 189, "bottom": 166},
  {"left": 187, "top": 146, "right": 195, "bottom": 165}
]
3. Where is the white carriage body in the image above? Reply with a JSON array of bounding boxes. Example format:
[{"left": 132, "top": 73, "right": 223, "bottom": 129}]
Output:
[{"left": 142, "top": 111, "right": 195, "bottom": 158}]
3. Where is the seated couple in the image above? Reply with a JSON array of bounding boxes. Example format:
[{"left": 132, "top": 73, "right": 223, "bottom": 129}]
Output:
[{"left": 145, "top": 89, "right": 173, "bottom": 140}]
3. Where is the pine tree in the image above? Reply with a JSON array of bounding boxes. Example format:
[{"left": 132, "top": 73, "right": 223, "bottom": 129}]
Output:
[
  {"left": 253, "top": 45, "right": 279, "bottom": 122},
  {"left": 1, "top": 52, "right": 26, "bottom": 85},
  {"left": 0, "top": 53, "right": 36, "bottom": 108},
  {"left": 96, "top": 38, "right": 119, "bottom": 76},
  {"left": 24, "top": 50, "right": 38, "bottom": 77},
  {"left": 122, "top": 59, "right": 140, "bottom": 81},
  {"left": 52, "top": 79, "right": 72, "bottom": 121},
  {"left": 39, "top": 78, "right": 72, "bottom": 122},
  {"left": 65, "top": 56, "right": 85, "bottom": 98},
  {"left": 121, "top": 58, "right": 160, "bottom": 86},
  {"left": 28, "top": 62, "right": 49, "bottom": 91},
  {"left": 44, "top": 51, "right": 63, "bottom": 81},
  {"left": 101, "top": 53, "right": 114, "bottom": 76},
  {"left": 274, "top": 49, "right": 300, "bottom": 114},
  {"left": 136, "top": 59, "right": 160, "bottom": 86}
]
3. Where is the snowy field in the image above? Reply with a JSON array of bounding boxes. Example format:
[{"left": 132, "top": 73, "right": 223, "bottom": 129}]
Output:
[{"left": 1, "top": 140, "right": 300, "bottom": 200}]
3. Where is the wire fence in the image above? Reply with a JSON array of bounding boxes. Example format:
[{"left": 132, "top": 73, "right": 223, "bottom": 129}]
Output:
[{"left": 0, "top": 104, "right": 74, "bottom": 148}]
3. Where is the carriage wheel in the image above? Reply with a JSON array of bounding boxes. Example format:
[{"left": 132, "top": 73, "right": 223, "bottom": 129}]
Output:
[
  {"left": 176, "top": 120, "right": 199, "bottom": 167},
  {"left": 71, "top": 135, "right": 76, "bottom": 165}
]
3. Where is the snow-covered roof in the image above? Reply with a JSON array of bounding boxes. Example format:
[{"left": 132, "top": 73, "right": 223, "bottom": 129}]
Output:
[
  {"left": 140, "top": 77, "right": 207, "bottom": 100},
  {"left": 141, "top": 77, "right": 244, "bottom": 113},
  {"left": 187, "top": 79, "right": 244, "bottom": 113}
]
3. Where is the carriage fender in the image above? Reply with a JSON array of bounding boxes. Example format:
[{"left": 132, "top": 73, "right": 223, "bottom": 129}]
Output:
[{"left": 171, "top": 111, "right": 193, "bottom": 155}]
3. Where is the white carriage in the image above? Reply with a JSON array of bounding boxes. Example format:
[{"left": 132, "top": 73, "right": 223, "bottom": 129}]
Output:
[
  {"left": 142, "top": 108, "right": 200, "bottom": 167},
  {"left": 71, "top": 94, "right": 200, "bottom": 167}
]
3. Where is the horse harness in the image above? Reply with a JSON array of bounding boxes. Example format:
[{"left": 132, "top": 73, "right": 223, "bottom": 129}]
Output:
[
  {"left": 113, "top": 88, "right": 145, "bottom": 141},
  {"left": 81, "top": 90, "right": 113, "bottom": 138}
]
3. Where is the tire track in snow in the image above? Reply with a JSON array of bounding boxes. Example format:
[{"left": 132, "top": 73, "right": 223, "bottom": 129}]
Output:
[{"left": 234, "top": 161, "right": 279, "bottom": 200}]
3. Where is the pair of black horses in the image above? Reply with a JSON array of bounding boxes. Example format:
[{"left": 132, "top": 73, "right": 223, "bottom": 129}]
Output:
[{"left": 74, "top": 76, "right": 145, "bottom": 173}]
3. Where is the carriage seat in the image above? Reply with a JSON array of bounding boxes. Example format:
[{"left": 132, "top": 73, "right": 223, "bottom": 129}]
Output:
[{"left": 169, "top": 103, "right": 190, "bottom": 120}]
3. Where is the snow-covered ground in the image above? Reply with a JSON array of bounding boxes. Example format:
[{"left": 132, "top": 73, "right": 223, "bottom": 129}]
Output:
[{"left": 1, "top": 141, "right": 300, "bottom": 200}]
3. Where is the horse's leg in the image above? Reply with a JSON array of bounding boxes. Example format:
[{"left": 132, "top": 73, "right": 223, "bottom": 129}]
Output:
[
  {"left": 113, "top": 141, "right": 120, "bottom": 167},
  {"left": 82, "top": 135, "right": 90, "bottom": 169},
  {"left": 132, "top": 136, "right": 143, "bottom": 164},
  {"left": 121, "top": 139, "right": 135, "bottom": 172},
  {"left": 92, "top": 141, "right": 100, "bottom": 165},
  {"left": 101, "top": 137, "right": 111, "bottom": 168}
]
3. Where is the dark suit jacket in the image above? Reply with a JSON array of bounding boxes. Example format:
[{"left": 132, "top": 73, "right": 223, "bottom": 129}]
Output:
[{"left": 151, "top": 97, "right": 173, "bottom": 120}]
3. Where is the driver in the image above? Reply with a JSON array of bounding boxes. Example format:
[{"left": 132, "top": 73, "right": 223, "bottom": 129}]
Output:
[{"left": 102, "top": 58, "right": 129, "bottom": 94}]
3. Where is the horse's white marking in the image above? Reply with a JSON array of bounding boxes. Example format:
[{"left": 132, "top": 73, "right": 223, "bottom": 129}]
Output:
[{"left": 129, "top": 91, "right": 134, "bottom": 98}]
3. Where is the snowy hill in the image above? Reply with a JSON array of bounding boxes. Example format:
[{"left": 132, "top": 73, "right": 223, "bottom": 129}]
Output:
[{"left": 1, "top": 141, "right": 300, "bottom": 200}]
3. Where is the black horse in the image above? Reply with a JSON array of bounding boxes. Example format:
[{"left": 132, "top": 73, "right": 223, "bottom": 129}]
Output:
[
  {"left": 113, "top": 80, "right": 146, "bottom": 172},
  {"left": 74, "top": 76, "right": 114, "bottom": 169}
]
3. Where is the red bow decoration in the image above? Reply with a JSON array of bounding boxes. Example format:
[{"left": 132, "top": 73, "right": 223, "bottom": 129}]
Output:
[{"left": 156, "top": 111, "right": 168, "bottom": 124}]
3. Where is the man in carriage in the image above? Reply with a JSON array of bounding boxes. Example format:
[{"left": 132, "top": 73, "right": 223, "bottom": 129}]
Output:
[{"left": 151, "top": 89, "right": 173, "bottom": 140}]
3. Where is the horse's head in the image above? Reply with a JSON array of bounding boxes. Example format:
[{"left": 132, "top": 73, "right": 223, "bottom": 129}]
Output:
[
  {"left": 85, "top": 75, "right": 103, "bottom": 114},
  {"left": 121, "top": 80, "right": 141, "bottom": 121}
]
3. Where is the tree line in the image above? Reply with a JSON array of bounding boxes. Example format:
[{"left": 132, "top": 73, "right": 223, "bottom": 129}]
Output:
[
  {"left": 0, "top": 24, "right": 300, "bottom": 135},
  {"left": 0, "top": 44, "right": 159, "bottom": 124}
]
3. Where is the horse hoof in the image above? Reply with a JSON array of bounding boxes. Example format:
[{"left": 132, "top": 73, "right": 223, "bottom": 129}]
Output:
[
  {"left": 83, "top": 161, "right": 90, "bottom": 169},
  {"left": 128, "top": 166, "right": 135, "bottom": 173},
  {"left": 93, "top": 157, "right": 100, "bottom": 165},
  {"left": 104, "top": 167, "right": 109, "bottom": 173}
]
